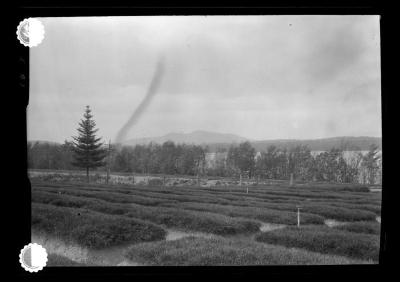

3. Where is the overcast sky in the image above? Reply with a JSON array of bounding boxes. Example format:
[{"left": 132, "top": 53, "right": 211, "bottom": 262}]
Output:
[{"left": 28, "top": 16, "right": 381, "bottom": 143}]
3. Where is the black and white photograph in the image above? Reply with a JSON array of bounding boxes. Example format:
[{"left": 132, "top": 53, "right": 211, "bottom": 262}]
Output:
[{"left": 26, "top": 15, "right": 382, "bottom": 267}]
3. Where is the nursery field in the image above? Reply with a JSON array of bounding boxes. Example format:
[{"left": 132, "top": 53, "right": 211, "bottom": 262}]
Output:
[{"left": 30, "top": 172, "right": 382, "bottom": 266}]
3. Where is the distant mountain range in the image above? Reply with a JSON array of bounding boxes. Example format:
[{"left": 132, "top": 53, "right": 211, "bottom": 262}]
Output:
[
  {"left": 28, "top": 131, "right": 381, "bottom": 152},
  {"left": 250, "top": 136, "right": 382, "bottom": 152},
  {"left": 122, "top": 131, "right": 381, "bottom": 152},
  {"left": 123, "top": 130, "right": 249, "bottom": 146}
]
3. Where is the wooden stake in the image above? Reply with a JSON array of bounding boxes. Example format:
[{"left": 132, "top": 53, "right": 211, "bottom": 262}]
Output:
[
  {"left": 106, "top": 139, "right": 111, "bottom": 184},
  {"left": 290, "top": 173, "right": 294, "bottom": 187},
  {"left": 297, "top": 207, "right": 302, "bottom": 228}
]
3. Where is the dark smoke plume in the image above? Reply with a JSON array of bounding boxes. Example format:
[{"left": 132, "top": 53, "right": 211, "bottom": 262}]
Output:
[{"left": 115, "top": 57, "right": 165, "bottom": 144}]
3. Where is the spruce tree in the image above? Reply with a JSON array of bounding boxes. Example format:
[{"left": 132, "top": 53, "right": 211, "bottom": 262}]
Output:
[{"left": 72, "top": 105, "right": 106, "bottom": 182}]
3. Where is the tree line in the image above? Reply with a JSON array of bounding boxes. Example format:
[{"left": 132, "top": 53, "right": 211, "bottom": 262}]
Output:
[
  {"left": 223, "top": 142, "right": 381, "bottom": 184},
  {"left": 27, "top": 106, "right": 382, "bottom": 184},
  {"left": 28, "top": 140, "right": 381, "bottom": 184}
]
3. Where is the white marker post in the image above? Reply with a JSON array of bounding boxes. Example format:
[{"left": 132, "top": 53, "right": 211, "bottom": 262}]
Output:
[
  {"left": 296, "top": 206, "right": 302, "bottom": 228},
  {"left": 290, "top": 173, "right": 294, "bottom": 187},
  {"left": 106, "top": 139, "right": 111, "bottom": 184}
]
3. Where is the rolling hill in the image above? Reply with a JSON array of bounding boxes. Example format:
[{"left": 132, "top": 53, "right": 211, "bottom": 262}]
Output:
[
  {"left": 123, "top": 130, "right": 249, "bottom": 146},
  {"left": 123, "top": 131, "right": 381, "bottom": 152}
]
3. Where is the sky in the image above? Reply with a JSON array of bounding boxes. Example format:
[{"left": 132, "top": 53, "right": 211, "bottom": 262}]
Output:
[{"left": 28, "top": 16, "right": 381, "bottom": 143}]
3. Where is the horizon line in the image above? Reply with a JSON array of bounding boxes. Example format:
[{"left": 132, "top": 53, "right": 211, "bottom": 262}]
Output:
[{"left": 28, "top": 132, "right": 382, "bottom": 145}]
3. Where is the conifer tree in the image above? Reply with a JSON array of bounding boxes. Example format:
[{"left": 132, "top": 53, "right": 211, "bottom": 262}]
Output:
[{"left": 72, "top": 105, "right": 106, "bottom": 182}]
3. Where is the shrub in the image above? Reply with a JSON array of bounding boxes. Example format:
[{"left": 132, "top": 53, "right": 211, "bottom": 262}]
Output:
[
  {"left": 125, "top": 205, "right": 261, "bottom": 236},
  {"left": 172, "top": 202, "right": 325, "bottom": 225},
  {"left": 337, "top": 186, "right": 370, "bottom": 192},
  {"left": 31, "top": 180, "right": 380, "bottom": 237},
  {"left": 32, "top": 191, "right": 261, "bottom": 236},
  {"left": 32, "top": 203, "right": 167, "bottom": 249},
  {"left": 303, "top": 205, "right": 377, "bottom": 222},
  {"left": 34, "top": 188, "right": 173, "bottom": 206},
  {"left": 125, "top": 237, "right": 368, "bottom": 265},
  {"left": 335, "top": 221, "right": 381, "bottom": 235},
  {"left": 148, "top": 178, "right": 164, "bottom": 186},
  {"left": 255, "top": 225, "right": 380, "bottom": 261}
]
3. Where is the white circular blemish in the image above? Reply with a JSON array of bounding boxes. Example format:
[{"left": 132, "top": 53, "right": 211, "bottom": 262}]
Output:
[
  {"left": 16, "top": 18, "right": 45, "bottom": 47},
  {"left": 19, "top": 243, "right": 48, "bottom": 272}
]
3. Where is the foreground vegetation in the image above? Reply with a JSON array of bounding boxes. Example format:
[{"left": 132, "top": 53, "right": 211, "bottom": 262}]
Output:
[
  {"left": 32, "top": 203, "right": 166, "bottom": 248},
  {"left": 255, "top": 225, "right": 380, "bottom": 261},
  {"left": 32, "top": 191, "right": 261, "bottom": 236},
  {"left": 47, "top": 254, "right": 86, "bottom": 266},
  {"left": 31, "top": 175, "right": 381, "bottom": 264},
  {"left": 125, "top": 237, "right": 369, "bottom": 265},
  {"left": 334, "top": 221, "right": 381, "bottom": 235}
]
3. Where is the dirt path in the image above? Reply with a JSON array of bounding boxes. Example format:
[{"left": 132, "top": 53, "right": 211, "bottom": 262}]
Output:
[
  {"left": 165, "top": 222, "right": 287, "bottom": 242},
  {"left": 369, "top": 188, "right": 382, "bottom": 193},
  {"left": 87, "top": 245, "right": 141, "bottom": 266},
  {"left": 165, "top": 229, "right": 215, "bottom": 241},
  {"left": 324, "top": 219, "right": 349, "bottom": 227},
  {"left": 32, "top": 232, "right": 141, "bottom": 266},
  {"left": 32, "top": 230, "right": 217, "bottom": 266},
  {"left": 259, "top": 222, "right": 286, "bottom": 232}
]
